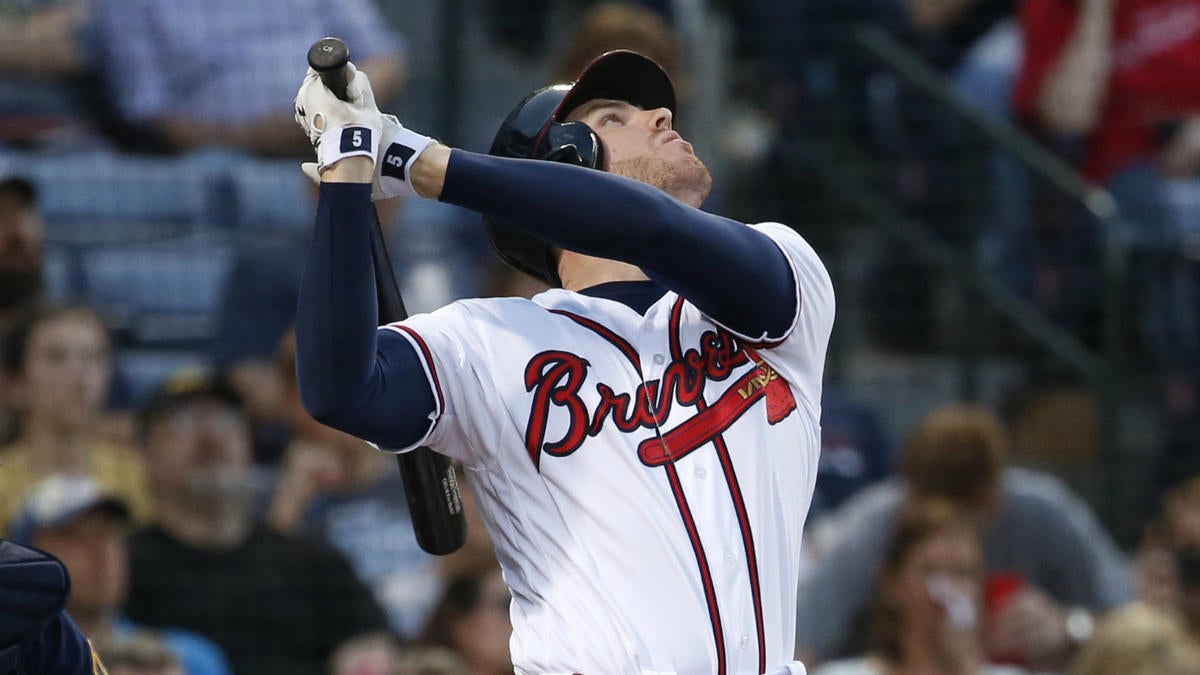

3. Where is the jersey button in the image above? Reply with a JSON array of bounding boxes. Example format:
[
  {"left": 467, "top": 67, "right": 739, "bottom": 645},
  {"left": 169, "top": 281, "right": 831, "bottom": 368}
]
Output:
[
  {"left": 695, "top": 467, "right": 707, "bottom": 479},
  {"left": 653, "top": 353, "right": 665, "bottom": 365},
  {"left": 740, "top": 635, "right": 749, "bottom": 649}
]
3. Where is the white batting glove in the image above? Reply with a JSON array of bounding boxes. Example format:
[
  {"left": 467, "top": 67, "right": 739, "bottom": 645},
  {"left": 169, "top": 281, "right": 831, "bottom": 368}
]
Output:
[
  {"left": 294, "top": 63, "right": 382, "bottom": 172},
  {"left": 300, "top": 113, "right": 436, "bottom": 199}
]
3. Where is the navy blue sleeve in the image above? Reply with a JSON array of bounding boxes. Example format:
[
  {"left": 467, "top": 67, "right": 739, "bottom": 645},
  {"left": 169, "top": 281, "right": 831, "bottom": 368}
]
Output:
[
  {"left": 295, "top": 183, "right": 437, "bottom": 449},
  {"left": 439, "top": 151, "right": 797, "bottom": 339},
  {"left": 22, "top": 612, "right": 99, "bottom": 675}
]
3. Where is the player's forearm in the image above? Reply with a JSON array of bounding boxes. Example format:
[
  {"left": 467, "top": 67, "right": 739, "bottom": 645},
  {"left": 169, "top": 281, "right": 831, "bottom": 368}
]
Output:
[
  {"left": 437, "top": 149, "right": 797, "bottom": 338},
  {"left": 296, "top": 183, "right": 379, "bottom": 422},
  {"left": 295, "top": 182, "right": 435, "bottom": 447}
]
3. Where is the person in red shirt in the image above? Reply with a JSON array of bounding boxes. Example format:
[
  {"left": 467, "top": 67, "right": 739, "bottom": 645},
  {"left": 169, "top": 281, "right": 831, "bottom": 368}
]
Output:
[
  {"left": 1015, "top": 0, "right": 1200, "bottom": 183},
  {"left": 1015, "top": 0, "right": 1200, "bottom": 371}
]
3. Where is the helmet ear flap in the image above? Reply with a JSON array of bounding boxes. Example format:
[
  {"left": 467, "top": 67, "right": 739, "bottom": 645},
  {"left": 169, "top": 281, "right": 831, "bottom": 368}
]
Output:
[
  {"left": 538, "top": 120, "right": 606, "bottom": 170},
  {"left": 485, "top": 86, "right": 609, "bottom": 286}
]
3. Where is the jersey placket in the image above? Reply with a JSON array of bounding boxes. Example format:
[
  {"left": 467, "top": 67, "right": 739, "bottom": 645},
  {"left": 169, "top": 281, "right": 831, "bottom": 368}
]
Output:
[
  {"left": 636, "top": 302, "right": 734, "bottom": 675},
  {"left": 651, "top": 299, "right": 768, "bottom": 674}
]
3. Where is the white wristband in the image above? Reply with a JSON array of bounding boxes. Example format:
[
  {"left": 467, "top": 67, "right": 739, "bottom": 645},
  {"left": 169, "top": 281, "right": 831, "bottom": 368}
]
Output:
[
  {"left": 375, "top": 125, "right": 436, "bottom": 199},
  {"left": 317, "top": 124, "right": 381, "bottom": 172}
]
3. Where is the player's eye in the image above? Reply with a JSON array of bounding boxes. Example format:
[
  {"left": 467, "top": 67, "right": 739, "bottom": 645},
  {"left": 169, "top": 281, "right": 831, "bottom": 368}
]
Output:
[{"left": 600, "top": 114, "right": 622, "bottom": 126}]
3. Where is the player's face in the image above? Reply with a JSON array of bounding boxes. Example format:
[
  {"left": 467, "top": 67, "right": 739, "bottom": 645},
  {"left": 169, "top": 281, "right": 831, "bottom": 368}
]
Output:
[
  {"left": 567, "top": 99, "right": 712, "bottom": 203},
  {"left": 33, "top": 510, "right": 129, "bottom": 615},
  {"left": 19, "top": 312, "right": 112, "bottom": 420}
]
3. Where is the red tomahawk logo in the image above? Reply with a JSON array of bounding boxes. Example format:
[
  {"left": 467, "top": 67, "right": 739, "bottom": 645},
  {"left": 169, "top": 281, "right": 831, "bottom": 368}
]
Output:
[{"left": 637, "top": 358, "right": 796, "bottom": 466}]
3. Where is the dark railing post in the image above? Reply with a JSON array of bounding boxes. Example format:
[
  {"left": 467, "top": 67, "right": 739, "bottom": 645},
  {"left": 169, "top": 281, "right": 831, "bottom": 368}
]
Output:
[{"left": 1097, "top": 204, "right": 1129, "bottom": 531}]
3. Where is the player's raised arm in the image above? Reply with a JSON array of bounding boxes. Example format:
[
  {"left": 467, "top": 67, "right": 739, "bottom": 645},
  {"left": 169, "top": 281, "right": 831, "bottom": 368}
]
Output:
[
  {"left": 292, "top": 66, "right": 435, "bottom": 449},
  {"left": 434, "top": 150, "right": 799, "bottom": 342},
  {"left": 350, "top": 51, "right": 803, "bottom": 343}
]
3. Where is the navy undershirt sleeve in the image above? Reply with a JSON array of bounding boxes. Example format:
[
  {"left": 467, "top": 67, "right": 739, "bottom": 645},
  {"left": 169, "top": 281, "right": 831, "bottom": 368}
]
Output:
[
  {"left": 296, "top": 150, "right": 801, "bottom": 446},
  {"left": 295, "top": 182, "right": 436, "bottom": 449},
  {"left": 439, "top": 150, "right": 797, "bottom": 339}
]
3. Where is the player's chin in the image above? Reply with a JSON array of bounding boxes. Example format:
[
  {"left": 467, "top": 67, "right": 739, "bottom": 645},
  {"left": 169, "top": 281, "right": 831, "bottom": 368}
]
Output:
[{"left": 674, "top": 154, "right": 713, "bottom": 195}]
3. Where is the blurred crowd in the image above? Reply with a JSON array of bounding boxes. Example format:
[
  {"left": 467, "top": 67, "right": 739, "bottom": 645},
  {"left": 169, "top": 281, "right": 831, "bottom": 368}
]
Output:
[{"left": 1, "top": 0, "right": 1199, "bottom": 674}]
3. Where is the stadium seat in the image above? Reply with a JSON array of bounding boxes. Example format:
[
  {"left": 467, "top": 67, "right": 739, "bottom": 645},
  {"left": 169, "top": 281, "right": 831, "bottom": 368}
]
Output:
[
  {"left": 228, "top": 158, "right": 315, "bottom": 233},
  {"left": 80, "top": 241, "right": 234, "bottom": 348},
  {"left": 23, "top": 152, "right": 215, "bottom": 243}
]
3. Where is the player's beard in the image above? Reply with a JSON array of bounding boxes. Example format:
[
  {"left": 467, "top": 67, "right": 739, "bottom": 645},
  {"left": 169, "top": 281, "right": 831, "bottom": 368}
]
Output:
[{"left": 611, "top": 153, "right": 713, "bottom": 203}]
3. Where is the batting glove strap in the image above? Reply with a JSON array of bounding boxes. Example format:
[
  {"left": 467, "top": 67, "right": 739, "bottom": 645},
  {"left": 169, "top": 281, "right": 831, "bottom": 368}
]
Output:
[
  {"left": 375, "top": 123, "right": 436, "bottom": 199},
  {"left": 317, "top": 124, "right": 382, "bottom": 173}
]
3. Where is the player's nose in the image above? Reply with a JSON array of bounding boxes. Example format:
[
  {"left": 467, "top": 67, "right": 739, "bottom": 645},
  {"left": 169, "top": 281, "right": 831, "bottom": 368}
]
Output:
[{"left": 647, "top": 107, "right": 672, "bottom": 130}]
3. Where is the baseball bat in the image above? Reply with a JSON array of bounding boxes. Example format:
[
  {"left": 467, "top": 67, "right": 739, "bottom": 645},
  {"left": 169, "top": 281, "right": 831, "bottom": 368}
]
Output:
[{"left": 308, "top": 37, "right": 467, "bottom": 555}]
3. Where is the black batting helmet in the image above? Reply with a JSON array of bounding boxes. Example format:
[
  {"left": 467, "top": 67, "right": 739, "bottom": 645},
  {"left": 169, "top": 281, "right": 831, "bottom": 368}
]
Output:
[{"left": 484, "top": 50, "right": 676, "bottom": 285}]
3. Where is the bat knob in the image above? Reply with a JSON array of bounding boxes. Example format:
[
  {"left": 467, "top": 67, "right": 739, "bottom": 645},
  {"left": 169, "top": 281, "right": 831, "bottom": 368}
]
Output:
[
  {"left": 308, "top": 36, "right": 350, "bottom": 72},
  {"left": 307, "top": 37, "right": 352, "bottom": 102}
]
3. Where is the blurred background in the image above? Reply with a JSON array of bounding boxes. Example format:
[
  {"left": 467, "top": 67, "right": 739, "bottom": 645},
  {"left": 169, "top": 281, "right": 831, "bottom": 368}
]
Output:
[{"left": 1, "top": 0, "right": 1199, "bottom": 674}]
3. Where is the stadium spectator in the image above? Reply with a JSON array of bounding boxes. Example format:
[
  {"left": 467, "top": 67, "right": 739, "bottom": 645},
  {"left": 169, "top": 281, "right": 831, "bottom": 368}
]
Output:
[
  {"left": 910, "top": 0, "right": 1019, "bottom": 76},
  {"left": 1013, "top": 0, "right": 1200, "bottom": 363},
  {"left": 810, "top": 388, "right": 894, "bottom": 521},
  {"left": 0, "top": 176, "right": 44, "bottom": 333},
  {"left": 0, "top": 304, "right": 151, "bottom": 536},
  {"left": 389, "top": 646, "right": 473, "bottom": 675},
  {"left": 90, "top": 0, "right": 406, "bottom": 156},
  {"left": 813, "top": 500, "right": 1027, "bottom": 675},
  {"left": 124, "top": 369, "right": 393, "bottom": 675},
  {"left": 1148, "top": 381, "right": 1200, "bottom": 527},
  {"left": 796, "top": 404, "right": 1132, "bottom": 671},
  {"left": 1070, "top": 603, "right": 1200, "bottom": 675},
  {"left": 1135, "top": 473, "right": 1200, "bottom": 642},
  {"left": 1015, "top": 0, "right": 1200, "bottom": 184},
  {"left": 10, "top": 475, "right": 232, "bottom": 675},
  {"left": 417, "top": 568, "right": 512, "bottom": 675},
  {"left": 553, "top": 2, "right": 682, "bottom": 85},
  {"left": 0, "top": 0, "right": 104, "bottom": 150},
  {"left": 266, "top": 328, "right": 443, "bottom": 639},
  {"left": 93, "top": 632, "right": 184, "bottom": 675},
  {"left": 0, "top": 175, "right": 44, "bottom": 445}
]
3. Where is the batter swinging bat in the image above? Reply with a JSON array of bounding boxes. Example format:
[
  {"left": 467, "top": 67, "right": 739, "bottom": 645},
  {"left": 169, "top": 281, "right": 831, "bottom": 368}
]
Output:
[{"left": 307, "top": 37, "right": 467, "bottom": 555}]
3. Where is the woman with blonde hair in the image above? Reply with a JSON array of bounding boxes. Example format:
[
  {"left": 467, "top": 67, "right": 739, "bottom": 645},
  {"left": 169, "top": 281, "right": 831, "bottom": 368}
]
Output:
[{"left": 1070, "top": 603, "right": 1200, "bottom": 675}]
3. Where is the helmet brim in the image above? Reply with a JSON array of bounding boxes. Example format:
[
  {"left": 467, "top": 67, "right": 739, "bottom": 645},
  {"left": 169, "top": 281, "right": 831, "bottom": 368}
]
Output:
[{"left": 554, "top": 50, "right": 676, "bottom": 123}]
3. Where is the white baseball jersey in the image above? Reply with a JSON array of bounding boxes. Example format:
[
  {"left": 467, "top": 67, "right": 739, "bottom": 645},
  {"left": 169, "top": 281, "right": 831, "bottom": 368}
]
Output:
[{"left": 387, "top": 222, "right": 834, "bottom": 675}]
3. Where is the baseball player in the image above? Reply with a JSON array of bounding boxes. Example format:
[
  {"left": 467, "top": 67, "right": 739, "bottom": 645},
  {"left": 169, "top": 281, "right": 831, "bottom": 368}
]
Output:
[
  {"left": 0, "top": 540, "right": 109, "bottom": 675},
  {"left": 292, "top": 50, "right": 834, "bottom": 675}
]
